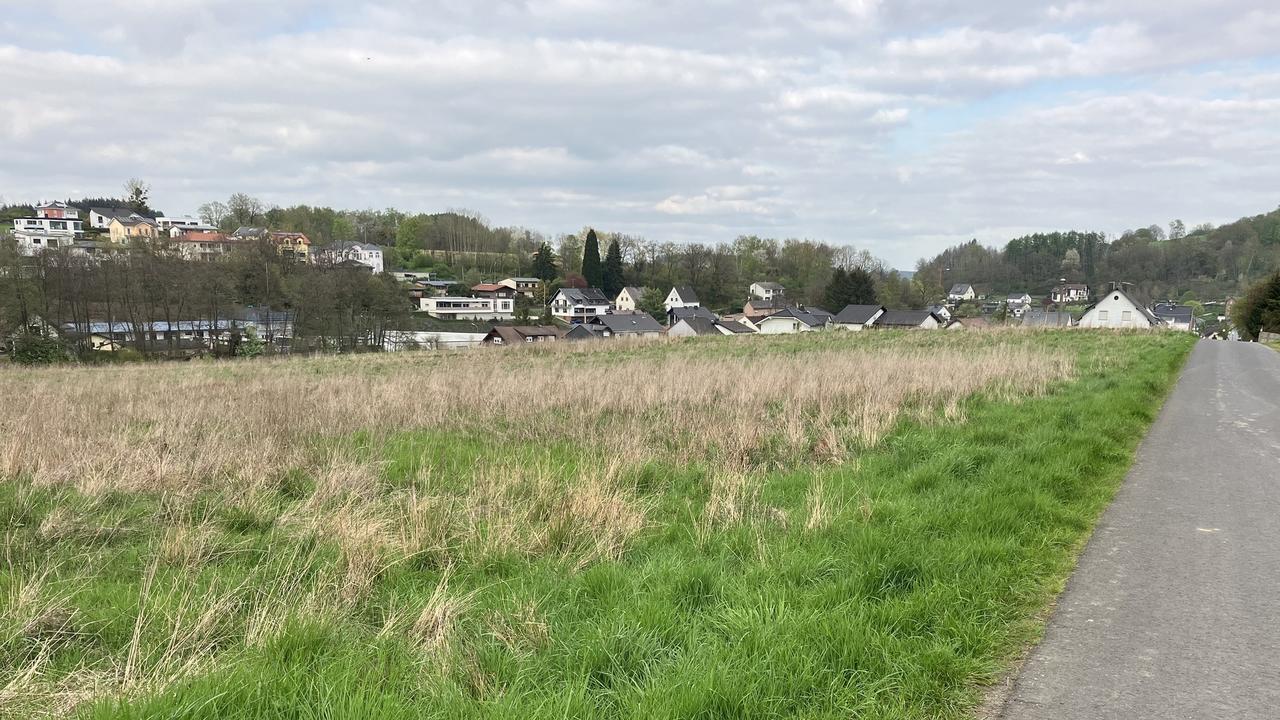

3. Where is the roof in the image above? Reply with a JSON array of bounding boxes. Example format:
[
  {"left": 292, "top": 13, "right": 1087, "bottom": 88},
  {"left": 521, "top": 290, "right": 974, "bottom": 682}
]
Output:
[
  {"left": 563, "top": 324, "right": 605, "bottom": 339},
  {"left": 673, "top": 317, "right": 721, "bottom": 336},
  {"left": 670, "top": 305, "right": 717, "bottom": 322},
  {"left": 471, "top": 283, "right": 509, "bottom": 292},
  {"left": 504, "top": 277, "right": 540, "bottom": 283},
  {"left": 620, "top": 286, "right": 645, "bottom": 299},
  {"left": 486, "top": 325, "right": 562, "bottom": 343},
  {"left": 1055, "top": 283, "right": 1089, "bottom": 291},
  {"left": 746, "top": 298, "right": 787, "bottom": 310},
  {"left": 753, "top": 281, "right": 784, "bottom": 290},
  {"left": 232, "top": 227, "right": 267, "bottom": 238},
  {"left": 949, "top": 317, "right": 992, "bottom": 329},
  {"left": 949, "top": 283, "right": 973, "bottom": 294},
  {"left": 1081, "top": 287, "right": 1161, "bottom": 325},
  {"left": 760, "top": 307, "right": 827, "bottom": 328},
  {"left": 670, "top": 286, "right": 699, "bottom": 304},
  {"left": 834, "top": 304, "right": 885, "bottom": 325},
  {"left": 89, "top": 207, "right": 136, "bottom": 219},
  {"left": 874, "top": 310, "right": 941, "bottom": 327},
  {"left": 557, "top": 287, "right": 611, "bottom": 304},
  {"left": 1023, "top": 311, "right": 1072, "bottom": 328},
  {"left": 37, "top": 201, "right": 71, "bottom": 209},
  {"left": 592, "top": 313, "right": 664, "bottom": 334},
  {"left": 805, "top": 307, "right": 834, "bottom": 320},
  {"left": 1007, "top": 292, "right": 1032, "bottom": 300},
  {"left": 1152, "top": 303, "right": 1194, "bottom": 323},
  {"left": 178, "top": 232, "right": 231, "bottom": 244},
  {"left": 269, "top": 231, "right": 310, "bottom": 244},
  {"left": 717, "top": 318, "right": 754, "bottom": 334}
]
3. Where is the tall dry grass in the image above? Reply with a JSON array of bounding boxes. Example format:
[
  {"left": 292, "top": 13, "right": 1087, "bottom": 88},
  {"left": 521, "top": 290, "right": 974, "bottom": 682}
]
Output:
[{"left": 0, "top": 334, "right": 1074, "bottom": 497}]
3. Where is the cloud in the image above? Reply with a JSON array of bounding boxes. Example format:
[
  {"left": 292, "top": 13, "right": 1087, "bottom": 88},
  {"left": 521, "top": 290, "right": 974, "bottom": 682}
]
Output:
[{"left": 2, "top": 1, "right": 1280, "bottom": 267}]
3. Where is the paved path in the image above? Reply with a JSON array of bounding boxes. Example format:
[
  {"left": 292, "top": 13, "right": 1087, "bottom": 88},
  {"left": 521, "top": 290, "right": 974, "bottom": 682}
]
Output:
[{"left": 1000, "top": 340, "right": 1280, "bottom": 720}]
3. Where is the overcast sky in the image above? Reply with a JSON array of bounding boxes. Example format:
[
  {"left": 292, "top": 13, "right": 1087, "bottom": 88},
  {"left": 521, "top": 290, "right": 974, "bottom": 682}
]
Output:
[{"left": 3, "top": 1, "right": 1279, "bottom": 267}]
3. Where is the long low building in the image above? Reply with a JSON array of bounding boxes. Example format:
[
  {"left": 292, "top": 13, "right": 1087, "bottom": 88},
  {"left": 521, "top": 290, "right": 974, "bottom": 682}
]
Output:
[{"left": 418, "top": 296, "right": 514, "bottom": 321}]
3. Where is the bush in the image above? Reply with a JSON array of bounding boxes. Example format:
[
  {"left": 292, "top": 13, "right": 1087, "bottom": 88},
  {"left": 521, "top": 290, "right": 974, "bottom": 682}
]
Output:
[
  {"left": 10, "top": 332, "right": 68, "bottom": 365},
  {"left": 235, "top": 327, "right": 267, "bottom": 358},
  {"left": 1232, "top": 272, "right": 1280, "bottom": 341}
]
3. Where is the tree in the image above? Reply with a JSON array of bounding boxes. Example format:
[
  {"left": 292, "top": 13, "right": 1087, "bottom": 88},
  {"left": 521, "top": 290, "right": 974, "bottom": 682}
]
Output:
[
  {"left": 228, "top": 193, "right": 266, "bottom": 227},
  {"left": 532, "top": 242, "right": 557, "bottom": 282},
  {"left": 124, "top": 178, "right": 151, "bottom": 214},
  {"left": 198, "top": 201, "right": 230, "bottom": 229},
  {"left": 823, "top": 267, "right": 850, "bottom": 310},
  {"left": 1233, "top": 271, "right": 1280, "bottom": 340},
  {"left": 846, "top": 267, "right": 878, "bottom": 305},
  {"left": 602, "top": 238, "right": 624, "bottom": 298},
  {"left": 581, "top": 229, "right": 603, "bottom": 289}
]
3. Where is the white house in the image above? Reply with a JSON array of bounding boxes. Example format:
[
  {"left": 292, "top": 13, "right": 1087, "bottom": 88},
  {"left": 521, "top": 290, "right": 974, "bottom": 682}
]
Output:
[
  {"left": 615, "top": 287, "right": 647, "bottom": 313},
  {"left": 750, "top": 281, "right": 785, "bottom": 301},
  {"left": 419, "top": 296, "right": 514, "bottom": 321},
  {"left": 155, "top": 215, "right": 212, "bottom": 235},
  {"left": 1051, "top": 284, "right": 1090, "bottom": 304},
  {"left": 550, "top": 288, "right": 612, "bottom": 323},
  {"left": 668, "top": 316, "right": 756, "bottom": 337},
  {"left": 1152, "top": 303, "right": 1195, "bottom": 332},
  {"left": 314, "top": 242, "right": 385, "bottom": 273},
  {"left": 872, "top": 310, "right": 944, "bottom": 330},
  {"left": 948, "top": 284, "right": 976, "bottom": 303},
  {"left": 588, "top": 313, "right": 665, "bottom": 339},
  {"left": 12, "top": 202, "right": 84, "bottom": 255},
  {"left": 1006, "top": 292, "right": 1034, "bottom": 318},
  {"left": 1077, "top": 288, "right": 1159, "bottom": 329},
  {"left": 832, "top": 304, "right": 886, "bottom": 331},
  {"left": 497, "top": 277, "right": 541, "bottom": 297},
  {"left": 664, "top": 286, "right": 700, "bottom": 312},
  {"left": 87, "top": 207, "right": 134, "bottom": 230},
  {"left": 756, "top": 307, "right": 829, "bottom": 334},
  {"left": 925, "top": 304, "right": 952, "bottom": 322}
]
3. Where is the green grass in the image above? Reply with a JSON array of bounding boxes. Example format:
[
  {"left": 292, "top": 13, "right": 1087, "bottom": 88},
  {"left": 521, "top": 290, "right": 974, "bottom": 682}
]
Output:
[{"left": 0, "top": 331, "right": 1195, "bottom": 719}]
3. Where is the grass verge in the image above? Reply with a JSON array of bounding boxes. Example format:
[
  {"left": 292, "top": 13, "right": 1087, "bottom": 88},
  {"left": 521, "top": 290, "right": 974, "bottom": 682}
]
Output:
[{"left": 0, "top": 331, "right": 1194, "bottom": 719}]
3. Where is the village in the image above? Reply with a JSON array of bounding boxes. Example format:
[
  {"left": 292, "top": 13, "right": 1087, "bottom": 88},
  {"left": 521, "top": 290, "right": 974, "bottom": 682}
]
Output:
[{"left": 5, "top": 200, "right": 1214, "bottom": 357}]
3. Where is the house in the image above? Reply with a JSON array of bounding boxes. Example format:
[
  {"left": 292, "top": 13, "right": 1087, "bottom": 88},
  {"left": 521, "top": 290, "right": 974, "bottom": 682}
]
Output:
[
  {"left": 550, "top": 288, "right": 612, "bottom": 323},
  {"left": 946, "top": 317, "right": 992, "bottom": 330},
  {"left": 948, "top": 284, "right": 976, "bottom": 303},
  {"left": 1152, "top": 303, "right": 1195, "bottom": 332},
  {"left": 615, "top": 287, "right": 647, "bottom": 312},
  {"left": 668, "top": 305, "right": 718, "bottom": 326},
  {"left": 1005, "top": 292, "right": 1034, "bottom": 318},
  {"left": 87, "top": 207, "right": 136, "bottom": 230},
  {"left": 383, "top": 330, "right": 487, "bottom": 351},
  {"left": 232, "top": 226, "right": 269, "bottom": 240},
  {"left": 667, "top": 316, "right": 756, "bottom": 337},
  {"left": 175, "top": 232, "right": 239, "bottom": 261},
  {"left": 1051, "top": 284, "right": 1090, "bottom": 304},
  {"left": 107, "top": 214, "right": 159, "bottom": 243},
  {"left": 720, "top": 313, "right": 760, "bottom": 332},
  {"left": 1076, "top": 288, "right": 1159, "bottom": 329},
  {"left": 313, "top": 242, "right": 385, "bottom": 273},
  {"left": 925, "top": 304, "right": 952, "bottom": 322},
  {"left": 563, "top": 324, "right": 606, "bottom": 341},
  {"left": 872, "top": 310, "right": 944, "bottom": 330},
  {"left": 482, "top": 325, "right": 563, "bottom": 345},
  {"left": 744, "top": 298, "right": 787, "bottom": 318},
  {"left": 1022, "top": 310, "right": 1073, "bottom": 328},
  {"left": 269, "top": 232, "right": 311, "bottom": 261},
  {"left": 11, "top": 202, "right": 84, "bottom": 255},
  {"left": 419, "top": 296, "right": 515, "bottom": 321},
  {"left": 833, "top": 304, "right": 886, "bottom": 331},
  {"left": 587, "top": 313, "right": 665, "bottom": 339},
  {"left": 664, "top": 286, "right": 700, "bottom": 312},
  {"left": 470, "top": 282, "right": 517, "bottom": 299},
  {"left": 750, "top": 281, "right": 785, "bottom": 301},
  {"left": 156, "top": 215, "right": 214, "bottom": 236},
  {"left": 756, "top": 307, "right": 830, "bottom": 334},
  {"left": 497, "top": 278, "right": 541, "bottom": 297}
]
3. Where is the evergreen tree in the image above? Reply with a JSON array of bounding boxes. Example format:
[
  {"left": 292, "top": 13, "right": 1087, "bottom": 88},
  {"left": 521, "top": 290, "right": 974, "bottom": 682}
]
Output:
[
  {"left": 823, "top": 267, "right": 850, "bottom": 310},
  {"left": 1234, "top": 271, "right": 1280, "bottom": 340},
  {"left": 581, "top": 229, "right": 604, "bottom": 289},
  {"left": 532, "top": 242, "right": 557, "bottom": 281},
  {"left": 846, "top": 267, "right": 879, "bottom": 305},
  {"left": 602, "top": 239, "right": 624, "bottom": 298}
]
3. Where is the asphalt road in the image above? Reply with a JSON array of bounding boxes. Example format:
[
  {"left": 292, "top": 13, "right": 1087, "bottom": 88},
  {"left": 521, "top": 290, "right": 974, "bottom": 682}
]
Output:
[{"left": 1000, "top": 340, "right": 1280, "bottom": 720}]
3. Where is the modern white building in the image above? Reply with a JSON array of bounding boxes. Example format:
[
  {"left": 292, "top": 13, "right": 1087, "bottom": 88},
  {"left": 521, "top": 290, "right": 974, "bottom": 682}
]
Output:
[
  {"left": 750, "top": 281, "right": 785, "bottom": 301},
  {"left": 1051, "top": 284, "right": 1090, "bottom": 304},
  {"left": 663, "top": 286, "right": 700, "bottom": 312},
  {"left": 1077, "top": 288, "right": 1159, "bottom": 329},
  {"left": 314, "top": 242, "right": 385, "bottom": 273},
  {"left": 498, "top": 277, "right": 541, "bottom": 297},
  {"left": 550, "top": 288, "right": 612, "bottom": 323},
  {"left": 155, "top": 215, "right": 211, "bottom": 234},
  {"left": 419, "top": 296, "right": 514, "bottom": 321},
  {"left": 756, "top": 307, "right": 829, "bottom": 334},
  {"left": 948, "top": 284, "right": 977, "bottom": 303},
  {"left": 12, "top": 202, "right": 84, "bottom": 255}
]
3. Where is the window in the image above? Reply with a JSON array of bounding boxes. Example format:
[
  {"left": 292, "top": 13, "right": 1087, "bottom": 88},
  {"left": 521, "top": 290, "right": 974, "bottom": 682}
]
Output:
[
  {"left": 1098, "top": 310, "right": 1109, "bottom": 321},
  {"left": 1122, "top": 311, "right": 1133, "bottom": 322}
]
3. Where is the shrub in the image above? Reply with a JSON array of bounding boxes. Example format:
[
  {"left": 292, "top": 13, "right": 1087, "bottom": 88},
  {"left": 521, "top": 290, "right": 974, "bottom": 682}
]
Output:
[{"left": 11, "top": 332, "right": 68, "bottom": 365}]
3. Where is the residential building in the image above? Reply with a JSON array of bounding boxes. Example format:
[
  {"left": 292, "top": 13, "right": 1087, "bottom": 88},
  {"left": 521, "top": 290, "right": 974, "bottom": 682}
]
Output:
[
  {"left": 11, "top": 202, "right": 84, "bottom": 255},
  {"left": 563, "top": 324, "right": 606, "bottom": 341},
  {"left": 667, "top": 316, "right": 756, "bottom": 337},
  {"left": 744, "top": 298, "right": 788, "bottom": 318},
  {"left": 946, "top": 317, "right": 992, "bottom": 330},
  {"left": 1152, "top": 303, "right": 1195, "bottom": 332},
  {"left": 664, "top": 286, "right": 700, "bottom": 312},
  {"left": 872, "top": 310, "right": 944, "bottom": 330},
  {"left": 832, "top": 304, "right": 886, "bottom": 331},
  {"left": 925, "top": 304, "right": 952, "bottom": 322},
  {"left": 615, "top": 287, "right": 647, "bottom": 313},
  {"left": 270, "top": 232, "right": 311, "bottom": 261},
  {"left": 107, "top": 214, "right": 159, "bottom": 243},
  {"left": 587, "top": 313, "right": 665, "bottom": 339},
  {"left": 232, "top": 226, "right": 269, "bottom": 240},
  {"left": 948, "top": 284, "right": 976, "bottom": 303},
  {"left": 1006, "top": 292, "right": 1034, "bottom": 318},
  {"left": 482, "top": 325, "right": 563, "bottom": 345},
  {"left": 88, "top": 207, "right": 135, "bottom": 230},
  {"left": 175, "top": 232, "right": 238, "bottom": 261},
  {"left": 1022, "top": 310, "right": 1073, "bottom": 328},
  {"left": 756, "top": 307, "right": 830, "bottom": 334},
  {"left": 750, "top": 281, "right": 785, "bottom": 301},
  {"left": 419, "top": 296, "right": 515, "bottom": 321},
  {"left": 668, "top": 305, "right": 718, "bottom": 326},
  {"left": 155, "top": 215, "right": 212, "bottom": 234},
  {"left": 1076, "top": 288, "right": 1159, "bottom": 329},
  {"left": 1051, "top": 283, "right": 1090, "bottom": 304},
  {"left": 313, "top": 242, "right": 386, "bottom": 273},
  {"left": 470, "top": 282, "right": 517, "bottom": 299},
  {"left": 498, "top": 277, "right": 541, "bottom": 297},
  {"left": 720, "top": 313, "right": 760, "bottom": 332},
  {"left": 550, "top": 288, "right": 612, "bottom": 323}
]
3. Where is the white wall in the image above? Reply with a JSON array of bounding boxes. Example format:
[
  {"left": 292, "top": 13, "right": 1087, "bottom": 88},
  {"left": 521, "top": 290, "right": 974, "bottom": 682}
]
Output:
[{"left": 1078, "top": 292, "right": 1154, "bottom": 329}]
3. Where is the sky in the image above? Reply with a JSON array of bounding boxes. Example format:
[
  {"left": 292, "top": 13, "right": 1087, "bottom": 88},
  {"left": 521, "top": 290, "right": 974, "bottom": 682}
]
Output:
[{"left": 2, "top": 1, "right": 1279, "bottom": 268}]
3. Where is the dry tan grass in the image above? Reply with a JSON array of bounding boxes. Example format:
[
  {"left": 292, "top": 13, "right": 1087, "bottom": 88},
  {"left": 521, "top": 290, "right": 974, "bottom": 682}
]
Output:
[{"left": 0, "top": 334, "right": 1073, "bottom": 500}]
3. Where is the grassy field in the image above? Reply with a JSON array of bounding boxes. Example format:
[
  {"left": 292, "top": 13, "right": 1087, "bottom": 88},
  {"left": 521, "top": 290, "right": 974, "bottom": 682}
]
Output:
[{"left": 0, "top": 330, "right": 1194, "bottom": 719}]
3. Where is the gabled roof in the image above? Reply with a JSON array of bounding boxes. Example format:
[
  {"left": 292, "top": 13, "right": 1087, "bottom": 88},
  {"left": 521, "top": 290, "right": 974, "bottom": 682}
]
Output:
[
  {"left": 670, "top": 305, "right": 717, "bottom": 322},
  {"left": 760, "top": 307, "right": 827, "bottom": 327},
  {"left": 673, "top": 316, "right": 721, "bottom": 336},
  {"left": 949, "top": 283, "right": 973, "bottom": 295},
  {"left": 178, "top": 232, "right": 231, "bottom": 244},
  {"left": 1007, "top": 292, "right": 1032, "bottom": 300},
  {"left": 486, "top": 325, "right": 562, "bottom": 344},
  {"left": 591, "top": 313, "right": 664, "bottom": 334},
  {"left": 753, "top": 281, "right": 784, "bottom": 290},
  {"left": 556, "top": 287, "right": 611, "bottom": 304},
  {"left": 1023, "top": 310, "right": 1072, "bottom": 328},
  {"left": 669, "top": 286, "right": 699, "bottom": 304},
  {"left": 471, "top": 283, "right": 509, "bottom": 293},
  {"left": 89, "top": 206, "right": 135, "bottom": 219},
  {"left": 232, "top": 226, "right": 267, "bottom": 238},
  {"left": 716, "top": 318, "right": 755, "bottom": 334},
  {"left": 619, "top": 286, "right": 645, "bottom": 299},
  {"left": 874, "top": 310, "right": 941, "bottom": 327},
  {"left": 1081, "top": 287, "right": 1160, "bottom": 325},
  {"left": 1152, "top": 303, "right": 1194, "bottom": 323},
  {"left": 503, "top": 277, "right": 540, "bottom": 283},
  {"left": 834, "top": 304, "right": 885, "bottom": 325},
  {"left": 563, "top": 324, "right": 605, "bottom": 339}
]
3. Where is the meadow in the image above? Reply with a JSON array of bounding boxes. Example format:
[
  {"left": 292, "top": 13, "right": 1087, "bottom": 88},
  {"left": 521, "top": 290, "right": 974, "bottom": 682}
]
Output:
[{"left": 0, "top": 329, "right": 1195, "bottom": 719}]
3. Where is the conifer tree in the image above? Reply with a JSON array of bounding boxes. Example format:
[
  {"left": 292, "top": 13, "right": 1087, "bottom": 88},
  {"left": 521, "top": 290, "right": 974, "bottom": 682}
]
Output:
[{"left": 581, "top": 229, "right": 604, "bottom": 289}]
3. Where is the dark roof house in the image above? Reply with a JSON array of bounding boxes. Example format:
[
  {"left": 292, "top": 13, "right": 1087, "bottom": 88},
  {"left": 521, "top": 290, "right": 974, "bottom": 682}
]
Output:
[{"left": 833, "top": 304, "right": 886, "bottom": 325}]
